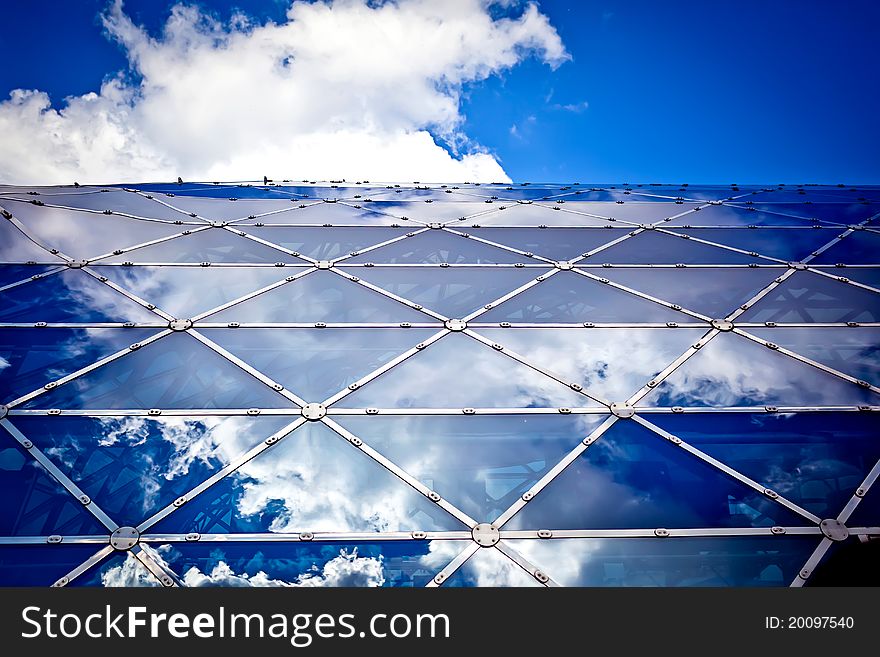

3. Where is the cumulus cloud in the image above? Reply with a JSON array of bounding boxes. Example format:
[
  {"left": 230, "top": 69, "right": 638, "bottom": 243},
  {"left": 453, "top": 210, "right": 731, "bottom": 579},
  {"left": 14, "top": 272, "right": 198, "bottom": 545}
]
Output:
[
  {"left": 101, "top": 553, "right": 163, "bottom": 587},
  {"left": 0, "top": 0, "right": 567, "bottom": 185}
]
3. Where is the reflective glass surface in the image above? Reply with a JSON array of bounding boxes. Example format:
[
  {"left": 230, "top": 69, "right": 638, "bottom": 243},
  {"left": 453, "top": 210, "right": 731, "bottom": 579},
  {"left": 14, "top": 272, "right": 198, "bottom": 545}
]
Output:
[
  {"left": 442, "top": 546, "right": 541, "bottom": 587},
  {"left": 669, "top": 228, "right": 840, "bottom": 262},
  {"left": 236, "top": 202, "right": 405, "bottom": 225},
  {"left": 0, "top": 218, "right": 64, "bottom": 262},
  {"left": 24, "top": 332, "right": 297, "bottom": 409},
  {"left": 150, "top": 422, "right": 466, "bottom": 534},
  {"left": 471, "top": 203, "right": 619, "bottom": 227},
  {"left": 338, "top": 415, "right": 604, "bottom": 522},
  {"left": 0, "top": 264, "right": 57, "bottom": 287},
  {"left": 339, "top": 332, "right": 595, "bottom": 408},
  {"left": 239, "top": 226, "right": 409, "bottom": 260},
  {"left": 0, "top": 544, "right": 108, "bottom": 586},
  {"left": 507, "top": 420, "right": 808, "bottom": 530},
  {"left": 663, "top": 205, "right": 820, "bottom": 227},
  {"left": 593, "top": 231, "right": 755, "bottom": 264},
  {"left": 344, "top": 230, "right": 527, "bottom": 264},
  {"left": 2, "top": 189, "right": 199, "bottom": 222},
  {"left": 812, "top": 231, "right": 880, "bottom": 264},
  {"left": 457, "top": 227, "right": 628, "bottom": 260}
]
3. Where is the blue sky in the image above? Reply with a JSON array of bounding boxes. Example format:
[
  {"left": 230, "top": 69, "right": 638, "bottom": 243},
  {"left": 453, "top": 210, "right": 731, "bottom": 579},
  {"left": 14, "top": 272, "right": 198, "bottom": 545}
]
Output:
[{"left": 1, "top": 0, "right": 878, "bottom": 184}]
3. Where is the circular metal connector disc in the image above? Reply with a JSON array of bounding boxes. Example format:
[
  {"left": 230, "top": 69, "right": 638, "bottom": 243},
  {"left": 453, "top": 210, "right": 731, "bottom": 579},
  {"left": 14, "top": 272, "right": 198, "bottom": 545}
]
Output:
[
  {"left": 788, "top": 262, "right": 808, "bottom": 270},
  {"left": 444, "top": 319, "right": 467, "bottom": 331},
  {"left": 110, "top": 526, "right": 140, "bottom": 551},
  {"left": 210, "top": 221, "right": 227, "bottom": 228},
  {"left": 819, "top": 519, "right": 849, "bottom": 542},
  {"left": 610, "top": 402, "right": 635, "bottom": 418},
  {"left": 471, "top": 523, "right": 500, "bottom": 547},
  {"left": 555, "top": 261, "right": 573, "bottom": 270},
  {"left": 0, "top": 404, "right": 7, "bottom": 420},
  {"left": 710, "top": 319, "right": 734, "bottom": 332},
  {"left": 316, "top": 260, "right": 332, "bottom": 270},
  {"left": 428, "top": 222, "right": 442, "bottom": 229},
  {"left": 301, "top": 403, "right": 327, "bottom": 421},
  {"left": 66, "top": 260, "right": 88, "bottom": 269},
  {"left": 168, "top": 318, "right": 193, "bottom": 331}
]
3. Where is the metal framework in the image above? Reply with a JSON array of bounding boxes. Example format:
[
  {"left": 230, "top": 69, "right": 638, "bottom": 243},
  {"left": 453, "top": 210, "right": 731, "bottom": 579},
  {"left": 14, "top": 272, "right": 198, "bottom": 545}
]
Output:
[{"left": 0, "top": 180, "right": 878, "bottom": 588}]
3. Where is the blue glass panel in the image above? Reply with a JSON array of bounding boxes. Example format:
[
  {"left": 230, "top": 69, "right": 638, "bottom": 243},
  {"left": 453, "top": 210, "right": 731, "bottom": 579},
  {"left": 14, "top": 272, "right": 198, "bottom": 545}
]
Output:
[
  {"left": 129, "top": 182, "right": 310, "bottom": 200},
  {"left": 593, "top": 231, "right": 755, "bottom": 264},
  {"left": 0, "top": 264, "right": 57, "bottom": 286},
  {"left": 476, "top": 328, "right": 705, "bottom": 402},
  {"left": 239, "top": 226, "right": 409, "bottom": 260},
  {"left": 0, "top": 437, "right": 107, "bottom": 535},
  {"left": 0, "top": 217, "right": 63, "bottom": 262},
  {"left": 829, "top": 267, "right": 880, "bottom": 288},
  {"left": 205, "top": 271, "right": 428, "bottom": 323},
  {"left": 148, "top": 540, "right": 439, "bottom": 587},
  {"left": 739, "top": 271, "right": 880, "bottom": 323},
  {"left": 0, "top": 328, "right": 158, "bottom": 404},
  {"left": 358, "top": 201, "right": 493, "bottom": 222},
  {"left": 812, "top": 231, "right": 880, "bottom": 265},
  {"left": 352, "top": 267, "right": 541, "bottom": 318},
  {"left": 639, "top": 332, "right": 876, "bottom": 407},
  {"left": 238, "top": 201, "right": 403, "bottom": 225},
  {"left": 338, "top": 415, "right": 604, "bottom": 523},
  {"left": 458, "top": 227, "right": 627, "bottom": 260},
  {"left": 205, "top": 328, "right": 437, "bottom": 401},
  {"left": 479, "top": 272, "right": 685, "bottom": 323},
  {"left": 150, "top": 422, "right": 465, "bottom": 534},
  {"left": 94, "top": 266, "right": 288, "bottom": 318},
  {"left": 24, "top": 332, "right": 296, "bottom": 409},
  {"left": 845, "top": 483, "right": 880, "bottom": 529},
  {"left": 749, "top": 328, "right": 880, "bottom": 385},
  {"left": 730, "top": 202, "right": 875, "bottom": 224},
  {"left": 73, "top": 552, "right": 160, "bottom": 587},
  {"left": 7, "top": 203, "right": 191, "bottom": 259},
  {"left": 806, "top": 536, "right": 880, "bottom": 586},
  {"left": 344, "top": 230, "right": 526, "bottom": 264},
  {"left": 555, "top": 202, "right": 702, "bottom": 224},
  {"left": 664, "top": 205, "right": 820, "bottom": 227},
  {"left": 369, "top": 189, "right": 481, "bottom": 202},
  {"left": 0, "top": 544, "right": 108, "bottom": 586},
  {"left": 602, "top": 267, "right": 779, "bottom": 318},
  {"left": 3, "top": 190, "right": 197, "bottom": 222},
  {"left": 507, "top": 536, "right": 821, "bottom": 587},
  {"left": 647, "top": 413, "right": 880, "bottom": 518},
  {"left": 151, "top": 196, "right": 306, "bottom": 222},
  {"left": 507, "top": 420, "right": 808, "bottom": 530},
  {"left": 96, "top": 229, "right": 303, "bottom": 264},
  {"left": 339, "top": 333, "right": 593, "bottom": 409},
  {"left": 0, "top": 270, "right": 160, "bottom": 323},
  {"left": 441, "top": 547, "right": 541, "bottom": 587},
  {"left": 670, "top": 228, "right": 840, "bottom": 262},
  {"left": 12, "top": 415, "right": 293, "bottom": 527},
  {"left": 471, "top": 203, "right": 621, "bottom": 227}
]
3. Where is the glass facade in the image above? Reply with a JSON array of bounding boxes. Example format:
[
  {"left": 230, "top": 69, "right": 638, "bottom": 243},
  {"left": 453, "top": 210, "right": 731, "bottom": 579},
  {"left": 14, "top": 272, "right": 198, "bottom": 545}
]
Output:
[{"left": 0, "top": 180, "right": 877, "bottom": 587}]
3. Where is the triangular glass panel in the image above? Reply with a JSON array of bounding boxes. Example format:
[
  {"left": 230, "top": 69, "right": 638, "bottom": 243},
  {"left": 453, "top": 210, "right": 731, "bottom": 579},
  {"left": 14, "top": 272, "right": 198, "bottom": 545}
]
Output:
[
  {"left": 471, "top": 203, "right": 616, "bottom": 227},
  {"left": 592, "top": 230, "right": 755, "bottom": 264},
  {"left": 12, "top": 415, "right": 293, "bottom": 527},
  {"left": 0, "top": 217, "right": 64, "bottom": 262},
  {"left": 507, "top": 420, "right": 809, "bottom": 530},
  {"left": 647, "top": 412, "right": 880, "bottom": 519},
  {"left": 0, "top": 270, "right": 160, "bottom": 323},
  {"left": 3, "top": 189, "right": 197, "bottom": 222},
  {"left": 0, "top": 544, "right": 113, "bottom": 586},
  {"left": 0, "top": 264, "right": 58, "bottom": 287},
  {"left": 149, "top": 421, "right": 466, "bottom": 534},
  {"left": 729, "top": 202, "right": 875, "bottom": 224},
  {"left": 476, "top": 328, "right": 706, "bottom": 402},
  {"left": 670, "top": 228, "right": 840, "bottom": 262},
  {"left": 846, "top": 480, "right": 880, "bottom": 529},
  {"left": 204, "top": 328, "right": 439, "bottom": 401},
  {"left": 239, "top": 201, "right": 400, "bottom": 225},
  {"left": 150, "top": 196, "right": 304, "bottom": 222},
  {"left": 664, "top": 205, "right": 821, "bottom": 227},
  {"left": 748, "top": 327, "right": 880, "bottom": 386},
  {"left": 96, "top": 228, "right": 302, "bottom": 264},
  {"left": 72, "top": 552, "right": 161, "bottom": 587},
  {"left": 24, "top": 332, "right": 297, "bottom": 409},
  {"left": 239, "top": 226, "right": 408, "bottom": 260},
  {"left": 1, "top": 328, "right": 159, "bottom": 403},
  {"left": 146, "top": 540, "right": 438, "bottom": 587},
  {"left": 812, "top": 230, "right": 880, "bottom": 265},
  {"left": 458, "top": 227, "right": 626, "bottom": 260},
  {"left": 506, "top": 536, "right": 822, "bottom": 586},
  {"left": 638, "top": 332, "right": 876, "bottom": 407},
  {"left": 345, "top": 230, "right": 526, "bottom": 264},
  {"left": 0, "top": 437, "right": 107, "bottom": 535},
  {"left": 441, "top": 547, "right": 541, "bottom": 587},
  {"left": 94, "top": 266, "right": 289, "bottom": 319},
  {"left": 829, "top": 267, "right": 880, "bottom": 289},
  {"left": 739, "top": 271, "right": 880, "bottom": 323},
  {"left": 361, "top": 201, "right": 493, "bottom": 222},
  {"left": 339, "top": 333, "right": 595, "bottom": 408},
  {"left": 337, "top": 415, "right": 604, "bottom": 523},
  {"left": 351, "top": 267, "right": 540, "bottom": 318},
  {"left": 602, "top": 267, "right": 779, "bottom": 318},
  {"left": 6, "top": 203, "right": 192, "bottom": 259},
  {"left": 206, "top": 271, "right": 428, "bottom": 323},
  {"left": 479, "top": 271, "right": 685, "bottom": 323}
]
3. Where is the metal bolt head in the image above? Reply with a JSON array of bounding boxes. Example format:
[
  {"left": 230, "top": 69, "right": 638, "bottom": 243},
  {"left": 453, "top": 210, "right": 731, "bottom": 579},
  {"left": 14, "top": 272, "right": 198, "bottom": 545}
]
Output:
[
  {"left": 471, "top": 523, "right": 500, "bottom": 548},
  {"left": 110, "top": 526, "right": 140, "bottom": 551},
  {"left": 185, "top": 532, "right": 200, "bottom": 542},
  {"left": 299, "top": 532, "right": 314, "bottom": 541},
  {"left": 47, "top": 535, "right": 63, "bottom": 544},
  {"left": 52, "top": 577, "right": 69, "bottom": 588},
  {"left": 710, "top": 319, "right": 734, "bottom": 332},
  {"left": 799, "top": 568, "right": 811, "bottom": 580},
  {"left": 316, "top": 260, "right": 332, "bottom": 269},
  {"left": 444, "top": 318, "right": 467, "bottom": 331},
  {"left": 433, "top": 573, "right": 447, "bottom": 585},
  {"left": 819, "top": 519, "right": 850, "bottom": 542},
  {"left": 537, "top": 529, "right": 553, "bottom": 539},
  {"left": 411, "top": 531, "right": 427, "bottom": 540},
  {"left": 168, "top": 318, "right": 193, "bottom": 331},
  {"left": 246, "top": 408, "right": 261, "bottom": 416},
  {"left": 654, "top": 528, "right": 670, "bottom": 537},
  {"left": 301, "top": 403, "right": 327, "bottom": 421},
  {"left": 770, "top": 526, "right": 786, "bottom": 535},
  {"left": 534, "top": 570, "right": 550, "bottom": 584},
  {"left": 0, "top": 405, "right": 7, "bottom": 420},
  {"left": 610, "top": 402, "right": 635, "bottom": 419},
  {"left": 427, "top": 491, "right": 441, "bottom": 502},
  {"left": 161, "top": 576, "right": 174, "bottom": 587}
]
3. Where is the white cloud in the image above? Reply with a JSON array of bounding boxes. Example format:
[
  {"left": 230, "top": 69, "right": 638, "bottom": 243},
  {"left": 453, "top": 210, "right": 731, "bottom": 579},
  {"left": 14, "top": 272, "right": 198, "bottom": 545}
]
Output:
[
  {"left": 553, "top": 100, "right": 589, "bottom": 113},
  {"left": 0, "top": 0, "right": 567, "bottom": 185},
  {"left": 101, "top": 553, "right": 163, "bottom": 587},
  {"left": 180, "top": 548, "right": 385, "bottom": 587}
]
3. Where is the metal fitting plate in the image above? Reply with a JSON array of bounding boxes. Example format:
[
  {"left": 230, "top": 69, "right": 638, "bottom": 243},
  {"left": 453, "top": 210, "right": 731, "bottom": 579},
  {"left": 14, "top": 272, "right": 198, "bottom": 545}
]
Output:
[
  {"left": 316, "top": 260, "right": 332, "bottom": 269},
  {"left": 0, "top": 405, "right": 7, "bottom": 420},
  {"left": 301, "top": 403, "right": 327, "bottom": 421},
  {"left": 788, "top": 262, "right": 808, "bottom": 270},
  {"left": 444, "top": 318, "right": 467, "bottom": 331},
  {"left": 555, "top": 261, "right": 573, "bottom": 270},
  {"left": 168, "top": 318, "right": 193, "bottom": 331},
  {"left": 610, "top": 402, "right": 635, "bottom": 418},
  {"left": 110, "top": 526, "right": 139, "bottom": 551},
  {"left": 428, "top": 222, "right": 442, "bottom": 229},
  {"left": 710, "top": 319, "right": 734, "bottom": 331},
  {"left": 819, "top": 519, "right": 849, "bottom": 542},
  {"left": 471, "top": 523, "right": 500, "bottom": 547}
]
